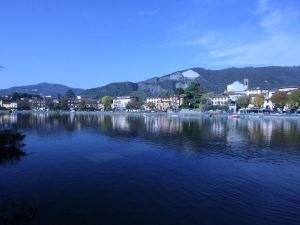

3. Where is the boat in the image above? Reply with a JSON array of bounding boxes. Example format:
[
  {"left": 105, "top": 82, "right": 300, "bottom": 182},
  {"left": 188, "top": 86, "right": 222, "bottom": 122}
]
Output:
[{"left": 230, "top": 114, "right": 240, "bottom": 119}]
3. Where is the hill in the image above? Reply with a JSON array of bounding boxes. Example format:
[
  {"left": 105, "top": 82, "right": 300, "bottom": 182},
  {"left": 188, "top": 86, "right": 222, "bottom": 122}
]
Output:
[
  {"left": 81, "top": 82, "right": 138, "bottom": 99},
  {"left": 82, "top": 66, "right": 300, "bottom": 98},
  {"left": 0, "top": 83, "right": 83, "bottom": 97},
  {"left": 2, "top": 66, "right": 300, "bottom": 99}
]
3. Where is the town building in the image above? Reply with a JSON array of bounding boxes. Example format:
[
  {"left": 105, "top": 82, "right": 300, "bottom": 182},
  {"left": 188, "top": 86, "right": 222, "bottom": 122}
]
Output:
[
  {"left": 226, "top": 79, "right": 249, "bottom": 94},
  {"left": 113, "top": 96, "right": 137, "bottom": 110},
  {"left": 97, "top": 101, "right": 105, "bottom": 111},
  {"left": 146, "top": 96, "right": 181, "bottom": 111},
  {"left": 227, "top": 93, "right": 245, "bottom": 102},
  {"left": 209, "top": 95, "right": 230, "bottom": 106},
  {"left": 31, "top": 98, "right": 47, "bottom": 111},
  {"left": 146, "top": 97, "right": 160, "bottom": 106},
  {"left": 246, "top": 88, "right": 268, "bottom": 97},
  {"left": 278, "top": 86, "right": 299, "bottom": 92},
  {"left": 157, "top": 97, "right": 172, "bottom": 111},
  {"left": 0, "top": 100, "right": 18, "bottom": 110}
]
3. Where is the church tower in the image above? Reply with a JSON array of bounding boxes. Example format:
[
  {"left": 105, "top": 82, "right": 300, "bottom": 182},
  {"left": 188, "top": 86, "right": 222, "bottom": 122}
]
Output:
[{"left": 243, "top": 79, "right": 249, "bottom": 89}]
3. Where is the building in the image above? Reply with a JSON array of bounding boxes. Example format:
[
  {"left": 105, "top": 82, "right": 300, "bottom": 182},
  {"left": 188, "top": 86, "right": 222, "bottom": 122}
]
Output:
[
  {"left": 113, "top": 96, "right": 137, "bottom": 110},
  {"left": 209, "top": 95, "right": 229, "bottom": 106},
  {"left": 146, "top": 97, "right": 160, "bottom": 106},
  {"left": 97, "top": 101, "right": 105, "bottom": 111},
  {"left": 67, "top": 96, "right": 82, "bottom": 110},
  {"left": 157, "top": 97, "right": 172, "bottom": 111},
  {"left": 84, "top": 99, "right": 98, "bottom": 110},
  {"left": 246, "top": 88, "right": 277, "bottom": 101},
  {"left": 169, "top": 96, "right": 181, "bottom": 109},
  {"left": 263, "top": 99, "right": 274, "bottom": 110},
  {"left": 227, "top": 93, "right": 245, "bottom": 102},
  {"left": 246, "top": 88, "right": 268, "bottom": 97},
  {"left": 226, "top": 79, "right": 248, "bottom": 94},
  {"left": 146, "top": 96, "right": 181, "bottom": 111},
  {"left": 278, "top": 86, "right": 299, "bottom": 92},
  {"left": 31, "top": 99, "right": 47, "bottom": 111},
  {"left": 0, "top": 100, "right": 18, "bottom": 110}
]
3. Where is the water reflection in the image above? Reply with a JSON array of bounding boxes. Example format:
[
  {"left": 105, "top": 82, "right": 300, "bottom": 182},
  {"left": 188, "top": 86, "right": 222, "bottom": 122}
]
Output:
[
  {"left": 0, "top": 128, "right": 26, "bottom": 166},
  {"left": 1, "top": 113, "right": 300, "bottom": 225},
  {"left": 1, "top": 112, "right": 300, "bottom": 160}
]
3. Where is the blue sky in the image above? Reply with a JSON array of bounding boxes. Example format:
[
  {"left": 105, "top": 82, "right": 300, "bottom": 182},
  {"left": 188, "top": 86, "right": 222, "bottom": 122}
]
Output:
[{"left": 1, "top": 0, "right": 300, "bottom": 89}]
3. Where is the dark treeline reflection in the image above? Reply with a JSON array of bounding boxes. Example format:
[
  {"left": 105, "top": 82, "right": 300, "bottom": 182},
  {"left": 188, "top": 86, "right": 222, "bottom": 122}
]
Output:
[
  {"left": 0, "top": 128, "right": 26, "bottom": 166},
  {"left": 1, "top": 113, "right": 300, "bottom": 158}
]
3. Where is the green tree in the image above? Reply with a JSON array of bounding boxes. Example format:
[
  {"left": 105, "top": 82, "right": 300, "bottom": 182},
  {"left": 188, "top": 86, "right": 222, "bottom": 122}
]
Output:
[
  {"left": 185, "top": 82, "right": 201, "bottom": 95},
  {"left": 101, "top": 96, "right": 113, "bottom": 111},
  {"left": 236, "top": 96, "right": 250, "bottom": 108},
  {"left": 54, "top": 99, "right": 69, "bottom": 111},
  {"left": 175, "top": 88, "right": 185, "bottom": 95},
  {"left": 288, "top": 90, "right": 300, "bottom": 109},
  {"left": 147, "top": 102, "right": 156, "bottom": 109},
  {"left": 271, "top": 91, "right": 288, "bottom": 110},
  {"left": 181, "top": 83, "right": 203, "bottom": 108},
  {"left": 65, "top": 89, "right": 76, "bottom": 98},
  {"left": 79, "top": 101, "right": 87, "bottom": 111},
  {"left": 252, "top": 94, "right": 265, "bottom": 108},
  {"left": 126, "top": 100, "right": 143, "bottom": 110}
]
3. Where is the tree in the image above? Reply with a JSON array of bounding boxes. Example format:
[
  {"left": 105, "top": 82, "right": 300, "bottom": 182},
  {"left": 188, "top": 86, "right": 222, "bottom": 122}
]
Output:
[
  {"left": 185, "top": 82, "right": 201, "bottom": 95},
  {"left": 147, "top": 102, "right": 156, "bottom": 109},
  {"left": 181, "top": 83, "right": 203, "bottom": 108},
  {"left": 79, "top": 101, "right": 87, "bottom": 111},
  {"left": 252, "top": 94, "right": 265, "bottom": 108},
  {"left": 236, "top": 96, "right": 250, "bottom": 108},
  {"left": 60, "top": 99, "right": 69, "bottom": 110},
  {"left": 101, "top": 96, "right": 113, "bottom": 111},
  {"left": 288, "top": 90, "right": 300, "bottom": 109},
  {"left": 65, "top": 89, "right": 76, "bottom": 98},
  {"left": 175, "top": 88, "right": 185, "bottom": 95},
  {"left": 126, "top": 100, "right": 143, "bottom": 110},
  {"left": 271, "top": 91, "right": 288, "bottom": 110}
]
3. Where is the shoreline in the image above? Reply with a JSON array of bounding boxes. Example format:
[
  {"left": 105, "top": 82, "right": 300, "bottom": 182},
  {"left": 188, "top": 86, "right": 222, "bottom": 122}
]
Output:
[{"left": 1, "top": 110, "right": 300, "bottom": 119}]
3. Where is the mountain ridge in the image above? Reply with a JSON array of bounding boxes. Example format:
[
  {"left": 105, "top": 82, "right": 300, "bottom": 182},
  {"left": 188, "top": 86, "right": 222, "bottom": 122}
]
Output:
[
  {"left": 1, "top": 66, "right": 300, "bottom": 98},
  {"left": 82, "top": 66, "right": 300, "bottom": 98},
  {"left": 0, "top": 83, "right": 83, "bottom": 97}
]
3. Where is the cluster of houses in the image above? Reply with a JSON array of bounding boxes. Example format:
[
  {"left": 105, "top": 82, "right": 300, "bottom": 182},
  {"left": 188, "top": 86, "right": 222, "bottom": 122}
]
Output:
[
  {"left": 1, "top": 79, "right": 299, "bottom": 112},
  {"left": 209, "top": 79, "right": 299, "bottom": 112},
  {"left": 0, "top": 94, "right": 184, "bottom": 112},
  {"left": 109, "top": 95, "right": 182, "bottom": 111},
  {"left": 0, "top": 95, "right": 99, "bottom": 111}
]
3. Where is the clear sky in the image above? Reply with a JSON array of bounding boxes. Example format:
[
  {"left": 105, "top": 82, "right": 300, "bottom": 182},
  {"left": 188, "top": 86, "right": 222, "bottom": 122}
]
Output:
[{"left": 1, "top": 0, "right": 300, "bottom": 89}]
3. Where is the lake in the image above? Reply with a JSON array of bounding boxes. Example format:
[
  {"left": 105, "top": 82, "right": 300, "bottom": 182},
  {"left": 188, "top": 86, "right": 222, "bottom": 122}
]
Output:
[{"left": 1, "top": 112, "right": 300, "bottom": 225}]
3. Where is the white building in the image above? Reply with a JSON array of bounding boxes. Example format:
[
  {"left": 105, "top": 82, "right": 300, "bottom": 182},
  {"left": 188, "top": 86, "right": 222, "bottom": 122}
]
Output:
[
  {"left": 227, "top": 79, "right": 249, "bottom": 94},
  {"left": 210, "top": 96, "right": 230, "bottom": 106},
  {"left": 0, "top": 100, "right": 18, "bottom": 110},
  {"left": 146, "top": 97, "right": 160, "bottom": 106},
  {"left": 278, "top": 86, "right": 299, "bottom": 92},
  {"left": 246, "top": 88, "right": 269, "bottom": 97},
  {"left": 112, "top": 96, "right": 136, "bottom": 110},
  {"left": 246, "top": 88, "right": 276, "bottom": 101},
  {"left": 228, "top": 93, "right": 244, "bottom": 102},
  {"left": 263, "top": 99, "right": 274, "bottom": 110}
]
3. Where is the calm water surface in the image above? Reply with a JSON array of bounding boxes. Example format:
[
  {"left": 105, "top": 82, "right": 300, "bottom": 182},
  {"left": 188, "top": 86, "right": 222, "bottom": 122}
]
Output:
[{"left": 1, "top": 113, "right": 300, "bottom": 225}]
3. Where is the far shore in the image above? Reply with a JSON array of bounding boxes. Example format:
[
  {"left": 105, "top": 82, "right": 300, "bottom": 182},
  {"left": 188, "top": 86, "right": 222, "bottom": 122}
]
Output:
[{"left": 1, "top": 110, "right": 300, "bottom": 119}]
